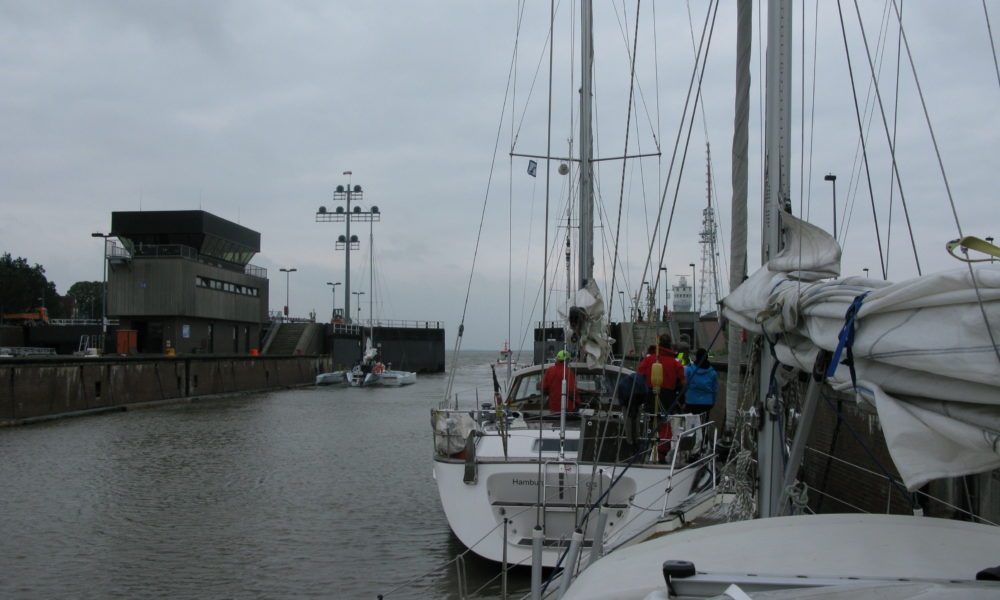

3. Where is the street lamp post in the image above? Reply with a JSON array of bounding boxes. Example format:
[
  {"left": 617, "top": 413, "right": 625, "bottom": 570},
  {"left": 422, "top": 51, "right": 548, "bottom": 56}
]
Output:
[
  {"left": 326, "top": 282, "right": 341, "bottom": 321},
  {"left": 352, "top": 291, "right": 365, "bottom": 324},
  {"left": 90, "top": 233, "right": 111, "bottom": 345},
  {"left": 279, "top": 268, "right": 297, "bottom": 318},
  {"left": 987, "top": 237, "right": 995, "bottom": 264},
  {"left": 824, "top": 174, "right": 837, "bottom": 241},
  {"left": 863, "top": 267, "right": 870, "bottom": 278},
  {"left": 316, "top": 173, "right": 381, "bottom": 325}
]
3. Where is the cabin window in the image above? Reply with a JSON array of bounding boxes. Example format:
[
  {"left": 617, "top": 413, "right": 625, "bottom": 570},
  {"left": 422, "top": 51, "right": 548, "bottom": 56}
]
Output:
[{"left": 510, "top": 373, "right": 543, "bottom": 401}]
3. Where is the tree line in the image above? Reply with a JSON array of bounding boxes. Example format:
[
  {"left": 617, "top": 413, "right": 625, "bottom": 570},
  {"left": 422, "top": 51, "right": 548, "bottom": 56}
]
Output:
[{"left": 1, "top": 252, "right": 104, "bottom": 320}]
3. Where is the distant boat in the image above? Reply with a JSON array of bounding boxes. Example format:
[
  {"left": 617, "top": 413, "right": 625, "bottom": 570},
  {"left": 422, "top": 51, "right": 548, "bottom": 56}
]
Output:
[
  {"left": 378, "top": 367, "right": 417, "bottom": 386},
  {"left": 347, "top": 364, "right": 379, "bottom": 387},
  {"left": 494, "top": 340, "right": 520, "bottom": 368},
  {"left": 348, "top": 337, "right": 381, "bottom": 387},
  {"left": 315, "top": 370, "right": 346, "bottom": 386}
]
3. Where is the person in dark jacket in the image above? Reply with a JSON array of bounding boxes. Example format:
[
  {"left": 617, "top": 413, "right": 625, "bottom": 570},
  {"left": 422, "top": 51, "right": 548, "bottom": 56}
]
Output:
[{"left": 683, "top": 348, "right": 718, "bottom": 415}]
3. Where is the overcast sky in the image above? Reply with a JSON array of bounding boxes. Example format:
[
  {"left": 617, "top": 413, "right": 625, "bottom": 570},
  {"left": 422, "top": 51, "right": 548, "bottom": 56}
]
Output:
[{"left": 3, "top": 1, "right": 998, "bottom": 350}]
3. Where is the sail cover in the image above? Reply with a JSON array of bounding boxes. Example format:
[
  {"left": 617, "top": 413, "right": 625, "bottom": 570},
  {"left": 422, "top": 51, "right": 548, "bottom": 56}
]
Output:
[
  {"left": 722, "top": 213, "right": 1000, "bottom": 490},
  {"left": 560, "top": 280, "right": 614, "bottom": 367}
]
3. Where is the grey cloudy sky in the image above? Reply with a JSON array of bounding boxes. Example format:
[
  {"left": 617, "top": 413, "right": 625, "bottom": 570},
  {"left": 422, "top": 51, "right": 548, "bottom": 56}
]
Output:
[{"left": 3, "top": 1, "right": 998, "bottom": 350}]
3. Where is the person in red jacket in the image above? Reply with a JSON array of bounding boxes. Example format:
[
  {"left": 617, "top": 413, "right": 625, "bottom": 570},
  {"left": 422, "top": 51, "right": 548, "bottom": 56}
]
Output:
[
  {"left": 636, "top": 334, "right": 685, "bottom": 410},
  {"left": 542, "top": 350, "right": 578, "bottom": 413}
]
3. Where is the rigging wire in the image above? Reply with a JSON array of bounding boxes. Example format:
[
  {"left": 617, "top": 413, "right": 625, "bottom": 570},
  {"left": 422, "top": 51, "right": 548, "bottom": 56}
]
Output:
[
  {"left": 835, "top": 0, "right": 887, "bottom": 280},
  {"left": 647, "top": 1, "right": 721, "bottom": 291},
  {"left": 507, "top": 1, "right": 521, "bottom": 382},
  {"left": 684, "top": 0, "right": 729, "bottom": 306},
  {"left": 804, "top": 0, "right": 820, "bottom": 226},
  {"left": 885, "top": 0, "right": 904, "bottom": 273},
  {"left": 625, "top": 0, "right": 716, "bottom": 299},
  {"left": 610, "top": 0, "right": 663, "bottom": 154},
  {"left": 834, "top": 1, "right": 889, "bottom": 259},
  {"left": 888, "top": 0, "right": 1000, "bottom": 365},
  {"left": 607, "top": 0, "right": 643, "bottom": 323},
  {"left": 849, "top": 0, "right": 922, "bottom": 276},
  {"left": 444, "top": 2, "right": 526, "bottom": 403},
  {"left": 984, "top": 0, "right": 1000, "bottom": 91},
  {"left": 799, "top": 0, "right": 806, "bottom": 221},
  {"left": 537, "top": 0, "right": 557, "bottom": 528}
]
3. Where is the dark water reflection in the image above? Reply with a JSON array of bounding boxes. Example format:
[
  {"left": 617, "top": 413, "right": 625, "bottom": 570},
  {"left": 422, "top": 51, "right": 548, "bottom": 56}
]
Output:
[{"left": 0, "top": 351, "right": 531, "bottom": 599}]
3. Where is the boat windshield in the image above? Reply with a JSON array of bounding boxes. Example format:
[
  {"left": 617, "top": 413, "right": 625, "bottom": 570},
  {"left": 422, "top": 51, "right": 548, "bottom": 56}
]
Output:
[
  {"left": 509, "top": 372, "right": 543, "bottom": 402},
  {"left": 508, "top": 367, "right": 625, "bottom": 408}
]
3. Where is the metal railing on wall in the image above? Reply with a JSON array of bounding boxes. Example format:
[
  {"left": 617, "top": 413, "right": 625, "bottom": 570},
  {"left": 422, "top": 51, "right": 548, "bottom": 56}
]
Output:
[{"left": 362, "top": 319, "right": 443, "bottom": 329}]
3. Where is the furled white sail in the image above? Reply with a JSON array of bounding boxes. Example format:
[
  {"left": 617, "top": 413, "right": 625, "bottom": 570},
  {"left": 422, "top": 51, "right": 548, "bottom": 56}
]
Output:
[
  {"left": 722, "top": 212, "right": 1000, "bottom": 490},
  {"left": 560, "top": 279, "right": 614, "bottom": 367}
]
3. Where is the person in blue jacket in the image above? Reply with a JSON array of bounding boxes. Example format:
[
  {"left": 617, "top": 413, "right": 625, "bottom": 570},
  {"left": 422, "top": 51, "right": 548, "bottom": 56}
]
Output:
[{"left": 683, "top": 348, "right": 718, "bottom": 416}]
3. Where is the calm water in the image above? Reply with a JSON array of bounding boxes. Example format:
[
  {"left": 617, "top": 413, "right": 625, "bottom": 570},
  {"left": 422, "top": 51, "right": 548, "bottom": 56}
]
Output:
[{"left": 0, "top": 351, "right": 531, "bottom": 600}]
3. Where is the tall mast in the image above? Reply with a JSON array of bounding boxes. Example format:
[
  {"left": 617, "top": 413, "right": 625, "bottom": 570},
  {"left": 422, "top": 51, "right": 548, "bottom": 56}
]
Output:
[
  {"left": 578, "top": 0, "right": 594, "bottom": 288},
  {"left": 727, "top": 0, "right": 751, "bottom": 436},
  {"left": 758, "top": 0, "right": 793, "bottom": 519}
]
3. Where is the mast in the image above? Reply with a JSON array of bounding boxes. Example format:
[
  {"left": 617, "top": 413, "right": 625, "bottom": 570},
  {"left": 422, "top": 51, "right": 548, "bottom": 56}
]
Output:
[
  {"left": 726, "top": 0, "right": 752, "bottom": 434},
  {"left": 578, "top": 0, "right": 594, "bottom": 287},
  {"left": 758, "top": 0, "right": 793, "bottom": 519}
]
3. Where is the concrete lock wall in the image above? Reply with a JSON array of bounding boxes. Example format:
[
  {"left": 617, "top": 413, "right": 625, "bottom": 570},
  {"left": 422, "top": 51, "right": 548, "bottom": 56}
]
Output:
[
  {"left": 0, "top": 355, "right": 331, "bottom": 425},
  {"left": 371, "top": 326, "right": 446, "bottom": 373}
]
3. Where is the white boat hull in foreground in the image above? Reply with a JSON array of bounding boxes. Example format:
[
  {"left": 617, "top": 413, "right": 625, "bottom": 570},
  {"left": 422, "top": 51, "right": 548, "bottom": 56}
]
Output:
[{"left": 561, "top": 513, "right": 1000, "bottom": 599}]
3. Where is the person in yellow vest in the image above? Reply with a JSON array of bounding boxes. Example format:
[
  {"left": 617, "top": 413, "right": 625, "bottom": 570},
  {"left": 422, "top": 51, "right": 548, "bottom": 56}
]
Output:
[{"left": 675, "top": 341, "right": 691, "bottom": 367}]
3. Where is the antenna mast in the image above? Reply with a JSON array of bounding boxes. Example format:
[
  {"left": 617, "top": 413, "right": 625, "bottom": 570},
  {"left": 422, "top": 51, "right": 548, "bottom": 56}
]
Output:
[{"left": 698, "top": 143, "right": 720, "bottom": 314}]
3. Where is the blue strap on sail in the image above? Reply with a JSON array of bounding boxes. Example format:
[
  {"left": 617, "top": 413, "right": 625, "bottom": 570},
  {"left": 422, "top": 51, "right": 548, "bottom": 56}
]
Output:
[{"left": 826, "top": 291, "right": 871, "bottom": 387}]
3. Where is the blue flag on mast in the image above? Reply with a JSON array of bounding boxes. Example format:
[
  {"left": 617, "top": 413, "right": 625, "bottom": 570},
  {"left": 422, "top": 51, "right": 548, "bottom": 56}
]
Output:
[{"left": 527, "top": 160, "right": 537, "bottom": 177}]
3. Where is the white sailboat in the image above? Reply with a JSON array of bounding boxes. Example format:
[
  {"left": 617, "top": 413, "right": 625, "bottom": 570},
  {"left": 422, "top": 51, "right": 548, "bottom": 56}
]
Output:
[
  {"left": 431, "top": 1, "right": 719, "bottom": 573},
  {"left": 348, "top": 336, "right": 381, "bottom": 387},
  {"left": 558, "top": 1, "right": 1000, "bottom": 597}
]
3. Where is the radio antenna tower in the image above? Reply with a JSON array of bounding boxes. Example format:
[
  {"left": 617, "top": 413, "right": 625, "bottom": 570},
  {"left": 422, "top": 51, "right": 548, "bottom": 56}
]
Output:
[{"left": 698, "top": 143, "right": 721, "bottom": 314}]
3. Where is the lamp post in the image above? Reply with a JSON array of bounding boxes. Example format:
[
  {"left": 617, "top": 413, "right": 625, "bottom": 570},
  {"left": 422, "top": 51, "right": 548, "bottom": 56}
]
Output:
[
  {"left": 326, "top": 282, "right": 341, "bottom": 321},
  {"left": 90, "top": 233, "right": 111, "bottom": 340},
  {"left": 279, "top": 268, "right": 297, "bottom": 318},
  {"left": 987, "top": 237, "right": 995, "bottom": 264},
  {"left": 316, "top": 172, "right": 381, "bottom": 324},
  {"left": 824, "top": 173, "right": 837, "bottom": 241},
  {"left": 352, "top": 291, "right": 365, "bottom": 324},
  {"left": 863, "top": 267, "right": 870, "bottom": 278}
]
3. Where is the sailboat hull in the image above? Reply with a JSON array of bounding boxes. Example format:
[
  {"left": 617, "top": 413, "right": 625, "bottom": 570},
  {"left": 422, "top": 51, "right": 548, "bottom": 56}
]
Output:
[
  {"left": 432, "top": 426, "right": 708, "bottom": 568},
  {"left": 562, "top": 513, "right": 1000, "bottom": 599}
]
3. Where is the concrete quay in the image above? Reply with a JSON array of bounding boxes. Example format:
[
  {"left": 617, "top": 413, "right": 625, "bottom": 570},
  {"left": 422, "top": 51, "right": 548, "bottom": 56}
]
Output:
[{"left": 0, "top": 354, "right": 332, "bottom": 426}]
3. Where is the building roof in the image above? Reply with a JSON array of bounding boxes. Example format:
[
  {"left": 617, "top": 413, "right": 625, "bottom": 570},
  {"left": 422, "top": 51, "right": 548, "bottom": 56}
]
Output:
[{"left": 110, "top": 210, "right": 260, "bottom": 267}]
